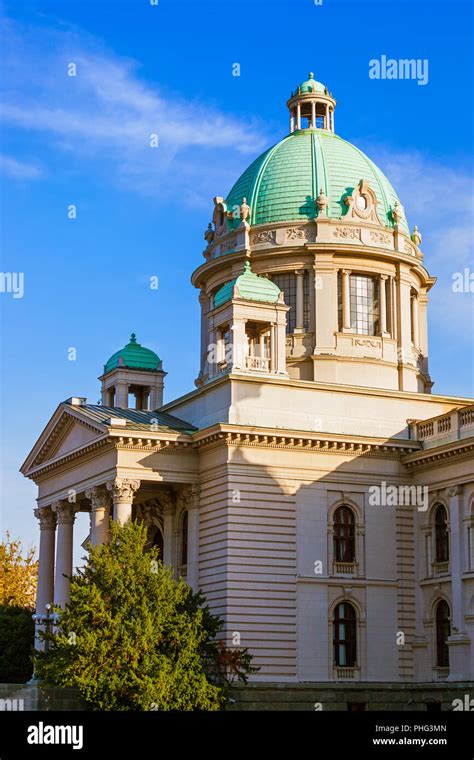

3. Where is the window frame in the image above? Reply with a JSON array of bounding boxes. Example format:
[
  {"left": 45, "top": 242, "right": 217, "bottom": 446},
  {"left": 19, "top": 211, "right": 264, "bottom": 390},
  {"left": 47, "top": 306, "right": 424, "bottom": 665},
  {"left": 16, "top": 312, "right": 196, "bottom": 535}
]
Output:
[{"left": 333, "top": 601, "right": 358, "bottom": 667}]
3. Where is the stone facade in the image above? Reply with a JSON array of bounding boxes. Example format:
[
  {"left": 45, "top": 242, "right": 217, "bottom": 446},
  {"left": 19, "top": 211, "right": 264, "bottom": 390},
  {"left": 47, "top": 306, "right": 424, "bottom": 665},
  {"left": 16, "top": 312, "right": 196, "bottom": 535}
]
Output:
[{"left": 20, "top": 74, "right": 474, "bottom": 706}]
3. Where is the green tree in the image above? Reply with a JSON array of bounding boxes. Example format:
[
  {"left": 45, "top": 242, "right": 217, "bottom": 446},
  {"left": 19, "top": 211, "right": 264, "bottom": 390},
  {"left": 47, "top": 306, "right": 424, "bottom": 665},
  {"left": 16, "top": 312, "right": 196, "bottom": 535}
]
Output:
[{"left": 35, "top": 520, "right": 256, "bottom": 710}]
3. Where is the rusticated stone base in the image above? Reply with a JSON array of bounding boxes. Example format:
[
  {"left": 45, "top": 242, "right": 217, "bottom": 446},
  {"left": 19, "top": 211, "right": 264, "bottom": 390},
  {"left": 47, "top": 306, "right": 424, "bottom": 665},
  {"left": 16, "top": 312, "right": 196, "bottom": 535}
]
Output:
[
  {"left": 226, "top": 681, "right": 474, "bottom": 711},
  {"left": 0, "top": 683, "right": 82, "bottom": 711}
]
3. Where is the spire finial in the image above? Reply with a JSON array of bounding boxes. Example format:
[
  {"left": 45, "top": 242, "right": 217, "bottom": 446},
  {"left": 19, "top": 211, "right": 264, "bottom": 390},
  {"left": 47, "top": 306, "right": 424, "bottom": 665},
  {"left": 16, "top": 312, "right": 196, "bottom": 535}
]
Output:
[
  {"left": 130, "top": 333, "right": 137, "bottom": 344},
  {"left": 243, "top": 260, "right": 251, "bottom": 273},
  {"left": 308, "top": 72, "right": 314, "bottom": 79}
]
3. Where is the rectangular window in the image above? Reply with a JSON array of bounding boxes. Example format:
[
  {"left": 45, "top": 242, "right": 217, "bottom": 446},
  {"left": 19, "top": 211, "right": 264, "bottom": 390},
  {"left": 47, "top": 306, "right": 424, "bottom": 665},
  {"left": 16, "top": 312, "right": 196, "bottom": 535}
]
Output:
[
  {"left": 349, "top": 274, "right": 379, "bottom": 335},
  {"left": 272, "top": 272, "right": 310, "bottom": 333}
]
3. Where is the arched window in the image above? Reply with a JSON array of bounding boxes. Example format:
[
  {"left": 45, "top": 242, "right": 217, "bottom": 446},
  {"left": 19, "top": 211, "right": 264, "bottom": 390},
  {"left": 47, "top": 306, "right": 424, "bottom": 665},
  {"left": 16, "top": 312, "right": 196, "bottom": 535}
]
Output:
[
  {"left": 333, "top": 602, "right": 357, "bottom": 667},
  {"left": 334, "top": 506, "right": 356, "bottom": 563},
  {"left": 434, "top": 504, "right": 449, "bottom": 562},
  {"left": 435, "top": 600, "right": 450, "bottom": 668},
  {"left": 181, "top": 511, "right": 188, "bottom": 566}
]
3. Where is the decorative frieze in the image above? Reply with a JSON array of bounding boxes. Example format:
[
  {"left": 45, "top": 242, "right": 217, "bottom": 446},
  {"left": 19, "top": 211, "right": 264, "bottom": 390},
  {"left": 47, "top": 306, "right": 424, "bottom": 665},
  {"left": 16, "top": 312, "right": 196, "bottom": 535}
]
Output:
[
  {"left": 369, "top": 230, "right": 391, "bottom": 246},
  {"left": 334, "top": 226, "right": 361, "bottom": 240},
  {"left": 251, "top": 229, "right": 275, "bottom": 245},
  {"left": 219, "top": 235, "right": 237, "bottom": 254},
  {"left": 353, "top": 338, "right": 381, "bottom": 348}
]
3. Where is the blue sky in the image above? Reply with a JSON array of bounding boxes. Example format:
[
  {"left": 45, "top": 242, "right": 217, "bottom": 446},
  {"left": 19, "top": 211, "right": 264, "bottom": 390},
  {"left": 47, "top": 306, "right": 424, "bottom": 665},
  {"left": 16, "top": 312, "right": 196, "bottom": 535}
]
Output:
[{"left": 1, "top": 0, "right": 473, "bottom": 558}]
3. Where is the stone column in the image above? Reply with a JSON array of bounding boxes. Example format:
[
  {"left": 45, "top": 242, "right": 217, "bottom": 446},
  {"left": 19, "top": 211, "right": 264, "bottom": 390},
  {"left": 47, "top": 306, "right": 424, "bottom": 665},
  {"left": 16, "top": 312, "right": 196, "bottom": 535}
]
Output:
[
  {"left": 34, "top": 506, "right": 56, "bottom": 648},
  {"left": 447, "top": 486, "right": 464, "bottom": 632},
  {"left": 295, "top": 270, "right": 305, "bottom": 332},
  {"left": 115, "top": 382, "right": 129, "bottom": 409},
  {"left": 313, "top": 255, "right": 338, "bottom": 357},
  {"left": 379, "top": 275, "right": 389, "bottom": 336},
  {"left": 231, "top": 318, "right": 247, "bottom": 370},
  {"left": 311, "top": 101, "right": 316, "bottom": 128},
  {"left": 341, "top": 269, "right": 352, "bottom": 332},
  {"left": 411, "top": 293, "right": 419, "bottom": 347},
  {"left": 185, "top": 485, "right": 200, "bottom": 591},
  {"left": 207, "top": 323, "right": 217, "bottom": 378},
  {"left": 52, "top": 501, "right": 77, "bottom": 608},
  {"left": 446, "top": 485, "right": 471, "bottom": 680},
  {"left": 107, "top": 478, "right": 140, "bottom": 524},
  {"left": 161, "top": 494, "right": 175, "bottom": 567},
  {"left": 296, "top": 102, "right": 301, "bottom": 130},
  {"left": 199, "top": 290, "right": 209, "bottom": 378},
  {"left": 390, "top": 276, "right": 397, "bottom": 340},
  {"left": 326, "top": 104, "right": 330, "bottom": 129},
  {"left": 85, "top": 486, "right": 111, "bottom": 546}
]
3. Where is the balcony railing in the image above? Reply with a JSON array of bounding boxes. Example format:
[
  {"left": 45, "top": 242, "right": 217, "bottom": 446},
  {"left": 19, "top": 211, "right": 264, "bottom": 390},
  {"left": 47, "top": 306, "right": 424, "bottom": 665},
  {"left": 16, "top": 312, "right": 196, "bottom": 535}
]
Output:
[
  {"left": 412, "top": 405, "right": 474, "bottom": 448},
  {"left": 333, "top": 561, "right": 358, "bottom": 576},
  {"left": 432, "top": 560, "right": 449, "bottom": 575},
  {"left": 245, "top": 355, "right": 270, "bottom": 372},
  {"left": 334, "top": 666, "right": 360, "bottom": 681}
]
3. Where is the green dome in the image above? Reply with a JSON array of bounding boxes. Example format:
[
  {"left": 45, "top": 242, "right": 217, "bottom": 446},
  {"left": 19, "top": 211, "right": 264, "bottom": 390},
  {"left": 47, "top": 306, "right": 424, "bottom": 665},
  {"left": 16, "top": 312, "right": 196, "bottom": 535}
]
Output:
[
  {"left": 104, "top": 334, "right": 161, "bottom": 374},
  {"left": 293, "top": 71, "right": 326, "bottom": 95},
  {"left": 214, "top": 261, "right": 281, "bottom": 309},
  {"left": 226, "top": 129, "right": 409, "bottom": 233}
]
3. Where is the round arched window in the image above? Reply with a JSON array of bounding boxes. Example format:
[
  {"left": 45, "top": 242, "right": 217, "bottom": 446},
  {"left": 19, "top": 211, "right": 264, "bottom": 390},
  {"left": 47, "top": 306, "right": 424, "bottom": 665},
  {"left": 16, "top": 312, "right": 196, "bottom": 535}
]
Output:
[{"left": 333, "top": 506, "right": 356, "bottom": 563}]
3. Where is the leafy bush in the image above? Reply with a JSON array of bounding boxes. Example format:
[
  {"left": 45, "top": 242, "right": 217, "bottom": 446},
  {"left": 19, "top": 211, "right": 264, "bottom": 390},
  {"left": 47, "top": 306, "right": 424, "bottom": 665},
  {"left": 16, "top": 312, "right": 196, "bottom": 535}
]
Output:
[
  {"left": 0, "top": 605, "right": 34, "bottom": 682},
  {"left": 35, "top": 520, "right": 256, "bottom": 710}
]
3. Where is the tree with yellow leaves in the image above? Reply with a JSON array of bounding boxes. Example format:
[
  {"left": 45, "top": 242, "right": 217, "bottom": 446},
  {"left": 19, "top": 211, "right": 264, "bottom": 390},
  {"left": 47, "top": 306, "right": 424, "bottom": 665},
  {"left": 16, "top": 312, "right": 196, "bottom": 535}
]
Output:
[{"left": 0, "top": 533, "right": 38, "bottom": 608}]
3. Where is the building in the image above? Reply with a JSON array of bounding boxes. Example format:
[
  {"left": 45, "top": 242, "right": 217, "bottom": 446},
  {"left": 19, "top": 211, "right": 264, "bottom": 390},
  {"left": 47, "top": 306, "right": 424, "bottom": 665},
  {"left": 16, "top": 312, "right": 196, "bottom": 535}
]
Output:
[{"left": 21, "top": 74, "right": 474, "bottom": 709}]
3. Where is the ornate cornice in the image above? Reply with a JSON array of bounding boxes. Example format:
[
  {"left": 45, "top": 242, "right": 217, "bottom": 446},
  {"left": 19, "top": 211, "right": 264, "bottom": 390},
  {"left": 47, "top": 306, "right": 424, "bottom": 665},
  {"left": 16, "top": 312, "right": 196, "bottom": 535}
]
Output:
[
  {"left": 33, "top": 410, "right": 105, "bottom": 467},
  {"left": 402, "top": 439, "right": 474, "bottom": 470},
  {"left": 193, "top": 426, "right": 419, "bottom": 458},
  {"left": 23, "top": 437, "right": 112, "bottom": 480}
]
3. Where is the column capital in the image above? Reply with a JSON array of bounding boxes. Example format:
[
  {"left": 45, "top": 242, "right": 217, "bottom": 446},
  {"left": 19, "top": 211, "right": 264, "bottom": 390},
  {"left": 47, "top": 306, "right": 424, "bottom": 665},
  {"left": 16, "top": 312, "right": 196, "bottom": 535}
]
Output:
[
  {"left": 380, "top": 274, "right": 389, "bottom": 281},
  {"left": 341, "top": 269, "right": 352, "bottom": 276},
  {"left": 157, "top": 491, "right": 175, "bottom": 516},
  {"left": 85, "top": 486, "right": 112, "bottom": 512},
  {"left": 34, "top": 506, "right": 57, "bottom": 530},
  {"left": 181, "top": 484, "right": 200, "bottom": 511},
  {"left": 107, "top": 478, "right": 140, "bottom": 502},
  {"left": 294, "top": 269, "right": 304, "bottom": 277},
  {"left": 51, "top": 500, "right": 78, "bottom": 524},
  {"left": 446, "top": 485, "right": 462, "bottom": 498}
]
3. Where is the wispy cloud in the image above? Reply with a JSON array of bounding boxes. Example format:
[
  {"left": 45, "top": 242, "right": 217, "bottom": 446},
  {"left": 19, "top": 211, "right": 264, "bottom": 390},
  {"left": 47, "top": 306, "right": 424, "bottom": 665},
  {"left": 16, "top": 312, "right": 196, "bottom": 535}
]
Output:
[
  {"left": 354, "top": 141, "right": 474, "bottom": 332},
  {"left": 0, "top": 18, "right": 268, "bottom": 204},
  {"left": 0, "top": 154, "right": 44, "bottom": 180}
]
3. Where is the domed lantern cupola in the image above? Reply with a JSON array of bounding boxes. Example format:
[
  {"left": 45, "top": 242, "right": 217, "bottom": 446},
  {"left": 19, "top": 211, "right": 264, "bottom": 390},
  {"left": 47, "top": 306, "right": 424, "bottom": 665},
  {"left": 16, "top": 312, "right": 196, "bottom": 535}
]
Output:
[
  {"left": 286, "top": 72, "right": 336, "bottom": 133},
  {"left": 99, "top": 333, "right": 166, "bottom": 411}
]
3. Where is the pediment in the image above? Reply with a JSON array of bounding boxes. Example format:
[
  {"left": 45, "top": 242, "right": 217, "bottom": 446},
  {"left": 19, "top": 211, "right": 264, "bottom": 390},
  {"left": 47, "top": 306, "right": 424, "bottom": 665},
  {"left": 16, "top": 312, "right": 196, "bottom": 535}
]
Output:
[{"left": 21, "top": 405, "right": 107, "bottom": 474}]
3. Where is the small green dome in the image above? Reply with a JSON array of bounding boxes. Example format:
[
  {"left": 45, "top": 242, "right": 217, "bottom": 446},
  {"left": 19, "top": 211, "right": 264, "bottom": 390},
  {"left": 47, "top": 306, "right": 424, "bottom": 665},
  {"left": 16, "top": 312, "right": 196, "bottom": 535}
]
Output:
[
  {"left": 104, "top": 334, "right": 161, "bottom": 374},
  {"left": 226, "top": 130, "right": 409, "bottom": 232},
  {"left": 214, "top": 262, "right": 281, "bottom": 309},
  {"left": 293, "top": 71, "right": 326, "bottom": 95}
]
